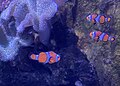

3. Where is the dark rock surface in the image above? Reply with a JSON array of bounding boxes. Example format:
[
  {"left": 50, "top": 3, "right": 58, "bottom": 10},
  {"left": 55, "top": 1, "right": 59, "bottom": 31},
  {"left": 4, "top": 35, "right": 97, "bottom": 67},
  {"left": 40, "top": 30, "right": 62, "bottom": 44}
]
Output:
[{"left": 65, "top": 0, "right": 120, "bottom": 86}]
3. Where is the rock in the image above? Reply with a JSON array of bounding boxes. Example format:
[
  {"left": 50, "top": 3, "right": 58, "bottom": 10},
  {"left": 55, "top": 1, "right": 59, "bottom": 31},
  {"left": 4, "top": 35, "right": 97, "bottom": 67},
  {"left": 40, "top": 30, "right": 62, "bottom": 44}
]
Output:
[
  {"left": 66, "top": 0, "right": 120, "bottom": 86},
  {"left": 75, "top": 80, "right": 83, "bottom": 86}
]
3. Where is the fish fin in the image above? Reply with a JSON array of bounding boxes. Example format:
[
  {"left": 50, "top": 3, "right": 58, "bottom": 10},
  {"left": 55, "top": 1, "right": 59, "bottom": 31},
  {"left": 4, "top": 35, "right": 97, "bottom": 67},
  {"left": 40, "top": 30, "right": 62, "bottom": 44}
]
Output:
[{"left": 95, "top": 37, "right": 99, "bottom": 42}]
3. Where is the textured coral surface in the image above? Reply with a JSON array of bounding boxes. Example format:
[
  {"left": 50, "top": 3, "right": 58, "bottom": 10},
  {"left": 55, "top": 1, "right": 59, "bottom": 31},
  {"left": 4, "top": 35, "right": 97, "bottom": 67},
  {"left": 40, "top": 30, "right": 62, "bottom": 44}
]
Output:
[
  {"left": 0, "top": 0, "right": 60, "bottom": 45},
  {"left": 66, "top": 0, "right": 120, "bottom": 86}
]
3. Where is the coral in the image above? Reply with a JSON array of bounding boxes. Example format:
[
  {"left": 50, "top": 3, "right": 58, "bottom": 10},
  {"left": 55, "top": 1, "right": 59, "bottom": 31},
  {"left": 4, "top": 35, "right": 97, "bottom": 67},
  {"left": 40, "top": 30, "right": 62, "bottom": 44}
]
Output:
[
  {"left": 0, "top": 0, "right": 67, "bottom": 45},
  {"left": 0, "top": 0, "right": 67, "bottom": 61},
  {"left": 1, "top": 0, "right": 57, "bottom": 44},
  {"left": 0, "top": 0, "right": 11, "bottom": 12},
  {"left": 0, "top": 37, "right": 20, "bottom": 61}
]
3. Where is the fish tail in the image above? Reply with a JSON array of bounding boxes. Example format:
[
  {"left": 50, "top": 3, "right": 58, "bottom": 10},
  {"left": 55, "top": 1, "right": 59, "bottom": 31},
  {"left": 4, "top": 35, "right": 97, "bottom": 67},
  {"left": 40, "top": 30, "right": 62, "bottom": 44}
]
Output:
[
  {"left": 105, "top": 17, "right": 111, "bottom": 22},
  {"left": 108, "top": 36, "right": 111, "bottom": 41},
  {"left": 108, "top": 36, "right": 115, "bottom": 42},
  {"left": 55, "top": 54, "right": 60, "bottom": 62},
  {"left": 105, "top": 18, "right": 108, "bottom": 22},
  {"left": 30, "top": 53, "right": 38, "bottom": 60}
]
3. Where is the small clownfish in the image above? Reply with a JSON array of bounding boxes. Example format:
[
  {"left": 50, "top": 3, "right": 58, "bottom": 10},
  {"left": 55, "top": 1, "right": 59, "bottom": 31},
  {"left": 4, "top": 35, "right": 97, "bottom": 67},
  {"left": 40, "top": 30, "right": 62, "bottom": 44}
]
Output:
[
  {"left": 30, "top": 51, "right": 60, "bottom": 64},
  {"left": 89, "top": 31, "right": 115, "bottom": 42},
  {"left": 86, "top": 13, "right": 111, "bottom": 24}
]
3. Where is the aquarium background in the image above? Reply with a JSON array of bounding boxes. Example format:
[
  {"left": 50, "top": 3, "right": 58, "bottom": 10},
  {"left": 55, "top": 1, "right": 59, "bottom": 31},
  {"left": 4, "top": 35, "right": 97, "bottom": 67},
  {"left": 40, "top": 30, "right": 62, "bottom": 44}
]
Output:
[{"left": 0, "top": 0, "right": 120, "bottom": 86}]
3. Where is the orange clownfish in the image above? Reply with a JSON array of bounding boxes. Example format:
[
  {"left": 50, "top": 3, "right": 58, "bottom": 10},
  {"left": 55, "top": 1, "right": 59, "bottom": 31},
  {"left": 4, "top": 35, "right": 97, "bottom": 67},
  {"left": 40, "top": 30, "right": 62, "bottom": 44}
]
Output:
[
  {"left": 89, "top": 31, "right": 115, "bottom": 42},
  {"left": 86, "top": 13, "right": 111, "bottom": 24},
  {"left": 30, "top": 51, "right": 60, "bottom": 64}
]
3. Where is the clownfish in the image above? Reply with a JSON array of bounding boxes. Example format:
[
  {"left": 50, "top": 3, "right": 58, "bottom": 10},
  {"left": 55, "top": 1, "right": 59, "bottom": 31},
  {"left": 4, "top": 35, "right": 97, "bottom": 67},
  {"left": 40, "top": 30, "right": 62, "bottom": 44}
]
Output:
[
  {"left": 86, "top": 13, "right": 111, "bottom": 24},
  {"left": 30, "top": 51, "right": 60, "bottom": 64},
  {"left": 89, "top": 31, "right": 115, "bottom": 42}
]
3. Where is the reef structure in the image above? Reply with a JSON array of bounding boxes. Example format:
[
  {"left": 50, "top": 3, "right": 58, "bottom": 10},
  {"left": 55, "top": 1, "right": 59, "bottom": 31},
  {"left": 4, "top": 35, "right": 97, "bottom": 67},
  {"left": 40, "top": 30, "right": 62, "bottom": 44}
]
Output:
[
  {"left": 0, "top": 0, "right": 67, "bottom": 61},
  {"left": 0, "top": 0, "right": 11, "bottom": 12}
]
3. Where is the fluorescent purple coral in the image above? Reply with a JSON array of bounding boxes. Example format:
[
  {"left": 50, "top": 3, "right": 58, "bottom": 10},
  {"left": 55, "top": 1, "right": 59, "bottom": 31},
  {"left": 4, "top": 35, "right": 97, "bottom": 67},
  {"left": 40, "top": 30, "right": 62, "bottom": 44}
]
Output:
[
  {"left": 0, "top": 0, "right": 11, "bottom": 11},
  {"left": 0, "top": 0, "right": 67, "bottom": 45},
  {"left": 0, "top": 0, "right": 67, "bottom": 61}
]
